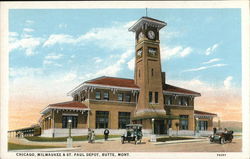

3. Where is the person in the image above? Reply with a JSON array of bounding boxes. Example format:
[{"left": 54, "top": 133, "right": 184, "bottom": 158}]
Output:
[
  {"left": 90, "top": 130, "right": 95, "bottom": 143},
  {"left": 213, "top": 127, "right": 217, "bottom": 134},
  {"left": 87, "top": 128, "right": 91, "bottom": 143},
  {"left": 104, "top": 128, "right": 110, "bottom": 141},
  {"left": 224, "top": 128, "right": 228, "bottom": 133}
]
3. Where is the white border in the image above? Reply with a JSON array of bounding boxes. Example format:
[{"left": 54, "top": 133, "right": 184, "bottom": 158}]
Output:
[{"left": 1, "top": 1, "right": 249, "bottom": 159}]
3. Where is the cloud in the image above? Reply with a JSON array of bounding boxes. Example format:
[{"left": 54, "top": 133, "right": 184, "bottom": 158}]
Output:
[
  {"left": 25, "top": 20, "right": 34, "bottom": 25},
  {"left": 45, "top": 53, "right": 63, "bottom": 60},
  {"left": 43, "top": 34, "right": 76, "bottom": 47},
  {"left": 183, "top": 63, "right": 227, "bottom": 72},
  {"left": 161, "top": 45, "right": 193, "bottom": 60},
  {"left": 81, "top": 49, "right": 133, "bottom": 80},
  {"left": 224, "top": 76, "right": 233, "bottom": 89},
  {"left": 127, "top": 57, "right": 135, "bottom": 71},
  {"left": 93, "top": 57, "right": 103, "bottom": 63},
  {"left": 205, "top": 43, "right": 219, "bottom": 55},
  {"left": 23, "top": 28, "right": 34, "bottom": 32},
  {"left": 58, "top": 23, "right": 67, "bottom": 29},
  {"left": 9, "top": 67, "right": 43, "bottom": 78},
  {"left": 43, "top": 21, "right": 135, "bottom": 51},
  {"left": 202, "top": 58, "right": 221, "bottom": 64}
]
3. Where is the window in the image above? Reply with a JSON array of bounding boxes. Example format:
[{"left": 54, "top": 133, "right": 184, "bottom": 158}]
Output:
[
  {"left": 103, "top": 92, "right": 109, "bottom": 100},
  {"left": 62, "top": 116, "right": 78, "bottom": 128},
  {"left": 155, "top": 92, "right": 158, "bottom": 103},
  {"left": 198, "top": 120, "right": 208, "bottom": 131},
  {"left": 125, "top": 94, "right": 131, "bottom": 102},
  {"left": 95, "top": 91, "right": 101, "bottom": 100},
  {"left": 180, "top": 97, "right": 188, "bottom": 106},
  {"left": 118, "top": 93, "right": 123, "bottom": 101},
  {"left": 118, "top": 112, "right": 131, "bottom": 129},
  {"left": 179, "top": 115, "right": 189, "bottom": 130},
  {"left": 139, "top": 69, "right": 140, "bottom": 78},
  {"left": 96, "top": 111, "right": 109, "bottom": 129},
  {"left": 151, "top": 68, "right": 154, "bottom": 76},
  {"left": 149, "top": 91, "right": 152, "bottom": 103},
  {"left": 167, "top": 96, "right": 174, "bottom": 105}
]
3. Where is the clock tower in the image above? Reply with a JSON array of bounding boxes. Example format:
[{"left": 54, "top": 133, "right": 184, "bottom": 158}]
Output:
[{"left": 129, "top": 17, "right": 167, "bottom": 127}]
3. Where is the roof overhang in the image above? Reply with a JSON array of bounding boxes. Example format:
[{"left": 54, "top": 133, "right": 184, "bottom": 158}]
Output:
[
  {"left": 40, "top": 106, "right": 90, "bottom": 115},
  {"left": 163, "top": 90, "right": 201, "bottom": 97},
  {"left": 128, "top": 17, "right": 167, "bottom": 32},
  {"left": 67, "top": 83, "right": 140, "bottom": 97}
]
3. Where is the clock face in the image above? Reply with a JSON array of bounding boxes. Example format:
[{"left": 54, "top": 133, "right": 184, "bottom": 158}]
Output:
[
  {"left": 147, "top": 30, "right": 155, "bottom": 40},
  {"left": 138, "top": 32, "right": 144, "bottom": 40},
  {"left": 137, "top": 49, "right": 142, "bottom": 57}
]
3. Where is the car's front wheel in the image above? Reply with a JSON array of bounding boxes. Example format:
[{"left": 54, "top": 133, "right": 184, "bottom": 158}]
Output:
[{"left": 220, "top": 137, "right": 225, "bottom": 144}]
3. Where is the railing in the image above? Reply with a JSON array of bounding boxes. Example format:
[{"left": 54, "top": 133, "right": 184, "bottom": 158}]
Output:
[
  {"left": 164, "top": 104, "right": 194, "bottom": 108},
  {"left": 86, "top": 99, "right": 136, "bottom": 106}
]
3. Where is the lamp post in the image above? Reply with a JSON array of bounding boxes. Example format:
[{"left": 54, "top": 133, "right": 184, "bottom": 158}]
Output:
[
  {"left": 150, "top": 118, "right": 156, "bottom": 142},
  {"left": 152, "top": 118, "right": 155, "bottom": 134},
  {"left": 67, "top": 119, "right": 73, "bottom": 148},
  {"left": 195, "top": 117, "right": 199, "bottom": 137}
]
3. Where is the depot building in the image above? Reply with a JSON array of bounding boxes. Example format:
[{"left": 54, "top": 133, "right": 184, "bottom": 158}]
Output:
[{"left": 39, "top": 16, "right": 217, "bottom": 137}]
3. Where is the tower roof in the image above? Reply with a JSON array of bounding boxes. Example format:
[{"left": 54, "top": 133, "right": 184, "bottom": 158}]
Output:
[{"left": 128, "top": 16, "right": 167, "bottom": 32}]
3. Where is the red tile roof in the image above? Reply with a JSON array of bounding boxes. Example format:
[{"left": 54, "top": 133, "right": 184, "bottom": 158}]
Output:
[
  {"left": 48, "top": 101, "right": 88, "bottom": 109},
  {"left": 163, "top": 84, "right": 201, "bottom": 96},
  {"left": 194, "top": 110, "right": 217, "bottom": 116},
  {"left": 85, "top": 76, "right": 139, "bottom": 88},
  {"left": 85, "top": 76, "right": 200, "bottom": 95}
]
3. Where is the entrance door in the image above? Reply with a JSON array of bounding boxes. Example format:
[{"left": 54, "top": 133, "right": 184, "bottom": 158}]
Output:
[{"left": 154, "top": 120, "right": 166, "bottom": 134}]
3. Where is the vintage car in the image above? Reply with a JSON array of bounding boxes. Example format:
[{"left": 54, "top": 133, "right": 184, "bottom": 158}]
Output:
[
  {"left": 209, "top": 130, "right": 234, "bottom": 144},
  {"left": 121, "top": 124, "right": 143, "bottom": 145}
]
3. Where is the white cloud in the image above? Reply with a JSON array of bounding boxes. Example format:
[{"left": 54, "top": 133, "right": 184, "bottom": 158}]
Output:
[
  {"left": 58, "top": 23, "right": 67, "bottom": 29},
  {"left": 45, "top": 53, "right": 63, "bottom": 60},
  {"left": 43, "top": 60, "right": 62, "bottom": 67},
  {"left": 205, "top": 43, "right": 219, "bottom": 55},
  {"left": 23, "top": 28, "right": 34, "bottom": 32},
  {"left": 183, "top": 63, "right": 227, "bottom": 72},
  {"left": 93, "top": 57, "right": 103, "bottom": 63},
  {"left": 43, "top": 21, "right": 135, "bottom": 51},
  {"left": 224, "top": 76, "right": 233, "bottom": 89},
  {"left": 202, "top": 58, "right": 221, "bottom": 64},
  {"left": 161, "top": 45, "right": 193, "bottom": 60},
  {"left": 9, "top": 37, "right": 43, "bottom": 56},
  {"left": 179, "top": 47, "right": 192, "bottom": 57},
  {"left": 56, "top": 72, "right": 77, "bottom": 82},
  {"left": 43, "top": 34, "right": 76, "bottom": 47},
  {"left": 127, "top": 57, "right": 135, "bottom": 71},
  {"left": 10, "top": 67, "right": 43, "bottom": 78},
  {"left": 25, "top": 20, "right": 34, "bottom": 25},
  {"left": 80, "top": 49, "right": 133, "bottom": 80}
]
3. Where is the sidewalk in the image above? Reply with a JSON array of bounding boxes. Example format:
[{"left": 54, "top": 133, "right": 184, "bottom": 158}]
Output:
[
  {"left": 153, "top": 138, "right": 208, "bottom": 145},
  {"left": 10, "top": 147, "right": 81, "bottom": 152}
]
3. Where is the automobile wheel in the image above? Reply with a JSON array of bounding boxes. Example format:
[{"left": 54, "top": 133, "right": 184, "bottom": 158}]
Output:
[
  {"left": 209, "top": 138, "right": 214, "bottom": 144},
  {"left": 220, "top": 137, "right": 225, "bottom": 144}
]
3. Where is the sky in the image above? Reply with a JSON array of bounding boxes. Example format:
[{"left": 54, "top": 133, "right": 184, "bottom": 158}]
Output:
[{"left": 8, "top": 9, "right": 242, "bottom": 130}]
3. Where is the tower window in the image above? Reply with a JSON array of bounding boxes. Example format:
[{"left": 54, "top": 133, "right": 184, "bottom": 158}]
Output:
[
  {"left": 149, "top": 91, "right": 152, "bottom": 103},
  {"left": 155, "top": 92, "right": 158, "bottom": 103},
  {"left": 151, "top": 68, "right": 154, "bottom": 76},
  {"left": 139, "top": 69, "right": 140, "bottom": 78},
  {"left": 103, "top": 92, "right": 109, "bottom": 100},
  {"left": 95, "top": 91, "right": 101, "bottom": 100}
]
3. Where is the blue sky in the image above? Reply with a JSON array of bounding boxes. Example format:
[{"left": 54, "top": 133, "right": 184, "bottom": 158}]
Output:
[{"left": 9, "top": 9, "right": 241, "bottom": 95}]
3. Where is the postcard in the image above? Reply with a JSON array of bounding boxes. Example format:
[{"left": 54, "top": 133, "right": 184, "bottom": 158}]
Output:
[{"left": 1, "top": 1, "right": 249, "bottom": 159}]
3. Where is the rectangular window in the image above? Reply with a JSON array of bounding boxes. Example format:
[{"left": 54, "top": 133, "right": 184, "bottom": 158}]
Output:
[
  {"left": 198, "top": 120, "right": 208, "bottom": 131},
  {"left": 118, "top": 112, "right": 131, "bottom": 129},
  {"left": 179, "top": 115, "right": 189, "bottom": 130},
  {"left": 149, "top": 91, "right": 152, "bottom": 103},
  {"left": 96, "top": 111, "right": 109, "bottom": 129},
  {"left": 118, "top": 93, "right": 123, "bottom": 101},
  {"left": 155, "top": 92, "right": 158, "bottom": 103},
  {"left": 103, "top": 92, "right": 109, "bottom": 100},
  {"left": 95, "top": 91, "right": 101, "bottom": 100},
  {"left": 62, "top": 116, "right": 78, "bottom": 128},
  {"left": 125, "top": 94, "right": 131, "bottom": 102},
  {"left": 151, "top": 68, "right": 154, "bottom": 76}
]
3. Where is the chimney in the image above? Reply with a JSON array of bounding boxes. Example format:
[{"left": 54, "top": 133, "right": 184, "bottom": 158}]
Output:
[{"left": 161, "top": 72, "right": 166, "bottom": 85}]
